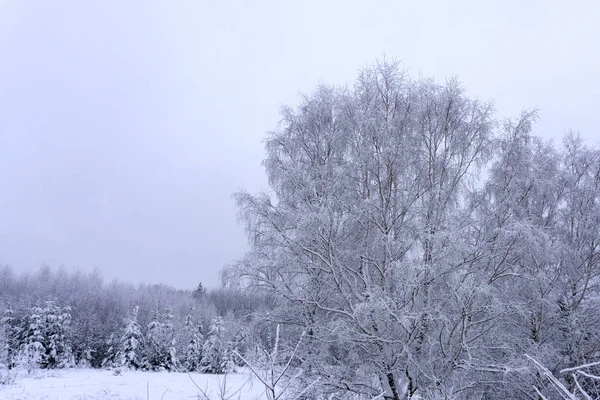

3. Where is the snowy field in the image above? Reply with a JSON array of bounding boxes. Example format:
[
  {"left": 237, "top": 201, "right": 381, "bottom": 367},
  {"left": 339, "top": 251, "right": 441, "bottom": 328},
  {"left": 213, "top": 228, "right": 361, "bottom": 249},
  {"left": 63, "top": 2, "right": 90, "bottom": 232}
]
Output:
[{"left": 0, "top": 368, "right": 266, "bottom": 400}]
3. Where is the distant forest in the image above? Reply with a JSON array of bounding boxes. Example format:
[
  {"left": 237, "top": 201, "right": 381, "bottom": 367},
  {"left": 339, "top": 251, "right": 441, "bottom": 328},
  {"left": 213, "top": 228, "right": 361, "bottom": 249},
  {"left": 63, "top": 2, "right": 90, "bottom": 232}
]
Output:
[{"left": 0, "top": 264, "right": 274, "bottom": 373}]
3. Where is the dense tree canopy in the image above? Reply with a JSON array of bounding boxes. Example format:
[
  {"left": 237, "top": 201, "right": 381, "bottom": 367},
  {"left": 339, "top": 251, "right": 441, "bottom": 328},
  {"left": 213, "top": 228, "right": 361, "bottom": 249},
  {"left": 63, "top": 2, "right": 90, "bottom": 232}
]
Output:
[{"left": 227, "top": 60, "right": 600, "bottom": 399}]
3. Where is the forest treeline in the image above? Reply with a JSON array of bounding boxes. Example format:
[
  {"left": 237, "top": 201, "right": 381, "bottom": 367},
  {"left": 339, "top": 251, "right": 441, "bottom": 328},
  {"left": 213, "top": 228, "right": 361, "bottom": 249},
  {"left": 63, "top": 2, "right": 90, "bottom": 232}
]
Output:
[{"left": 0, "top": 265, "right": 273, "bottom": 374}]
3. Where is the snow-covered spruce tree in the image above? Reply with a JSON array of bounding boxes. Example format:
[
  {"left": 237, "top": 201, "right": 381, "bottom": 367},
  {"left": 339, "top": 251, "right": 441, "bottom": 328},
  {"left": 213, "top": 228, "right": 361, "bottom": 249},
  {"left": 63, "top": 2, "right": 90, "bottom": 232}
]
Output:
[
  {"left": 16, "top": 307, "right": 45, "bottom": 372},
  {"left": 13, "top": 303, "right": 75, "bottom": 370},
  {"left": 228, "top": 328, "right": 247, "bottom": 368},
  {"left": 146, "top": 308, "right": 179, "bottom": 371},
  {"left": 145, "top": 309, "right": 162, "bottom": 370},
  {"left": 76, "top": 346, "right": 94, "bottom": 368},
  {"left": 118, "top": 306, "right": 146, "bottom": 370},
  {"left": 218, "top": 313, "right": 249, "bottom": 368},
  {"left": 70, "top": 313, "right": 104, "bottom": 368},
  {"left": 40, "top": 301, "right": 74, "bottom": 369},
  {"left": 183, "top": 315, "right": 203, "bottom": 372},
  {"left": 161, "top": 309, "right": 179, "bottom": 372},
  {"left": 161, "top": 309, "right": 178, "bottom": 371},
  {"left": 0, "top": 306, "right": 18, "bottom": 370},
  {"left": 201, "top": 316, "right": 231, "bottom": 374},
  {"left": 0, "top": 314, "right": 8, "bottom": 383},
  {"left": 101, "top": 332, "right": 119, "bottom": 369}
]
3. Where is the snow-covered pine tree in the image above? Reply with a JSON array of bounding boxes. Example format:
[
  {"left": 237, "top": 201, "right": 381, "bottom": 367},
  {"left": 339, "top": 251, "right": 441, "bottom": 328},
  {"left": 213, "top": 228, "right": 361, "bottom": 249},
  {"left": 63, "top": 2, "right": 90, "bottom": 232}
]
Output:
[
  {"left": 183, "top": 315, "right": 203, "bottom": 372},
  {"left": 201, "top": 316, "right": 230, "bottom": 374},
  {"left": 119, "top": 306, "right": 146, "bottom": 370}
]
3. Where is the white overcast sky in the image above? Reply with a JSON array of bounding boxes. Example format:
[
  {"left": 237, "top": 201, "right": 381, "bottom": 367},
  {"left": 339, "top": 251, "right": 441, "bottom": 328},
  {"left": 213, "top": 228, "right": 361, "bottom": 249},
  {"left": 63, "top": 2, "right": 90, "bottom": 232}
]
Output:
[{"left": 0, "top": 1, "right": 598, "bottom": 289}]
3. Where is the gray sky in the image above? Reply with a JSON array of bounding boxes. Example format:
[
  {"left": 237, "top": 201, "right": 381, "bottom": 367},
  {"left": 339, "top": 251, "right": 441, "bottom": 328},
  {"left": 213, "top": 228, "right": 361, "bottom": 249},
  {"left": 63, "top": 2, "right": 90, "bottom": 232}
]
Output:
[{"left": 0, "top": 0, "right": 598, "bottom": 289}]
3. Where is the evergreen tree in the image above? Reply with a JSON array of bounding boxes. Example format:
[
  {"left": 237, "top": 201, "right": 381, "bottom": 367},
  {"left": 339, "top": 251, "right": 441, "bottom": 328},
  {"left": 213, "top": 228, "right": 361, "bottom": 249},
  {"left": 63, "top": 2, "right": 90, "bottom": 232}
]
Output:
[
  {"left": 192, "top": 282, "right": 207, "bottom": 300},
  {"left": 0, "top": 307, "right": 18, "bottom": 369},
  {"left": 0, "top": 312, "right": 11, "bottom": 385},
  {"left": 77, "top": 347, "right": 94, "bottom": 368},
  {"left": 17, "top": 308, "right": 45, "bottom": 372},
  {"left": 71, "top": 314, "right": 103, "bottom": 368},
  {"left": 229, "top": 328, "right": 247, "bottom": 368},
  {"left": 146, "top": 308, "right": 178, "bottom": 371},
  {"left": 119, "top": 306, "right": 146, "bottom": 370},
  {"left": 0, "top": 316, "right": 8, "bottom": 371},
  {"left": 145, "top": 309, "right": 162, "bottom": 369},
  {"left": 163, "top": 309, "right": 178, "bottom": 371},
  {"left": 101, "top": 332, "right": 119, "bottom": 369},
  {"left": 201, "top": 317, "right": 230, "bottom": 374},
  {"left": 183, "top": 315, "right": 203, "bottom": 372},
  {"left": 40, "top": 302, "right": 74, "bottom": 369}
]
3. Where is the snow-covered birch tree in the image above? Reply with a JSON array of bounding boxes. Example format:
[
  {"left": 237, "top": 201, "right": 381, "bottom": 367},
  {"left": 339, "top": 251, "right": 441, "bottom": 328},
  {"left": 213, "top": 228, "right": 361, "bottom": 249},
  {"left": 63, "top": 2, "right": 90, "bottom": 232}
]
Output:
[{"left": 228, "top": 60, "right": 502, "bottom": 399}]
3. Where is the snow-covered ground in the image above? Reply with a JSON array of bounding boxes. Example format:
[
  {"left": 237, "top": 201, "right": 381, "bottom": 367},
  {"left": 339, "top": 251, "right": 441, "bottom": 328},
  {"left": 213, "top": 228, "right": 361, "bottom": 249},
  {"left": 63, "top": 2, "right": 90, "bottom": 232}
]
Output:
[{"left": 0, "top": 368, "right": 266, "bottom": 400}]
